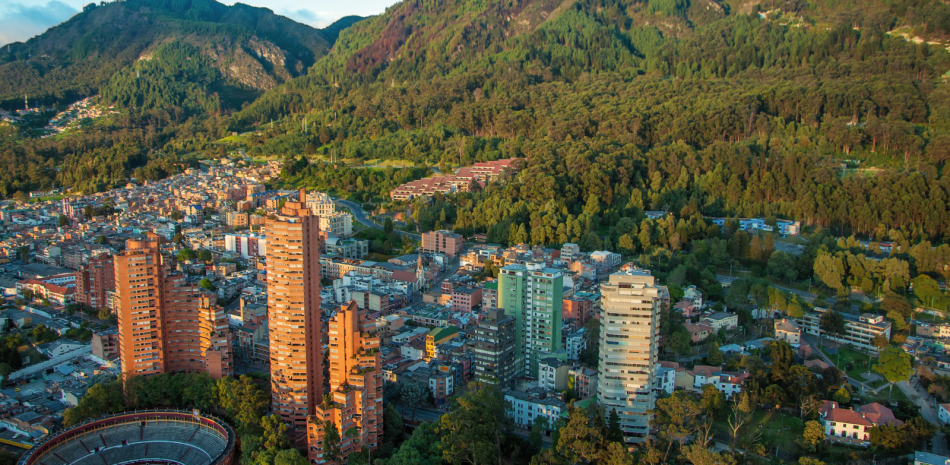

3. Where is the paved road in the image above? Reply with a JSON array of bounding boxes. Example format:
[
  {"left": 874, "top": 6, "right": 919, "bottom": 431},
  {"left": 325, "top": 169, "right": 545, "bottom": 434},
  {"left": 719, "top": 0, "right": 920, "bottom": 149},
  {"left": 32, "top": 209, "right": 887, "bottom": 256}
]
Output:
[
  {"left": 332, "top": 198, "right": 421, "bottom": 241},
  {"left": 715, "top": 275, "right": 836, "bottom": 305},
  {"left": 898, "top": 379, "right": 950, "bottom": 455}
]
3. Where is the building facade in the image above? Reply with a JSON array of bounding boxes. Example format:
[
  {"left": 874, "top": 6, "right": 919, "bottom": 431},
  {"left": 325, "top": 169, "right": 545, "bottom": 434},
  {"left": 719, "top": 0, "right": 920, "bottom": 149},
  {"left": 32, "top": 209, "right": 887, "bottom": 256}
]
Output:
[
  {"left": 420, "top": 230, "right": 464, "bottom": 257},
  {"left": 504, "top": 388, "right": 566, "bottom": 430},
  {"left": 472, "top": 309, "right": 517, "bottom": 388},
  {"left": 307, "top": 301, "right": 382, "bottom": 463},
  {"left": 75, "top": 254, "right": 115, "bottom": 310},
  {"left": 115, "top": 233, "right": 233, "bottom": 378},
  {"left": 597, "top": 268, "right": 660, "bottom": 443},
  {"left": 796, "top": 309, "right": 892, "bottom": 353},
  {"left": 318, "top": 212, "right": 353, "bottom": 238},
  {"left": 267, "top": 191, "right": 324, "bottom": 431},
  {"left": 498, "top": 264, "right": 564, "bottom": 377}
]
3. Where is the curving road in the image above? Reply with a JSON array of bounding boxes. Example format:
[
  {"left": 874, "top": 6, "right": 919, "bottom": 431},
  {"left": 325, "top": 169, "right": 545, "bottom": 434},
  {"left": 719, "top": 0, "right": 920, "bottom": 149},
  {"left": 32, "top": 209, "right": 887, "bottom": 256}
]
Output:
[
  {"left": 716, "top": 274, "right": 837, "bottom": 305},
  {"left": 332, "top": 198, "right": 421, "bottom": 241}
]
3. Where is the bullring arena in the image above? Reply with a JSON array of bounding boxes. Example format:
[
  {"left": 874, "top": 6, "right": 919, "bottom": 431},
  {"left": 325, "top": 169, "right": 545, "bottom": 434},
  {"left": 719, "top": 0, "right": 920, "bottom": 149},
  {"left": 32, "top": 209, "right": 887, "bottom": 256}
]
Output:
[{"left": 17, "top": 410, "right": 235, "bottom": 465}]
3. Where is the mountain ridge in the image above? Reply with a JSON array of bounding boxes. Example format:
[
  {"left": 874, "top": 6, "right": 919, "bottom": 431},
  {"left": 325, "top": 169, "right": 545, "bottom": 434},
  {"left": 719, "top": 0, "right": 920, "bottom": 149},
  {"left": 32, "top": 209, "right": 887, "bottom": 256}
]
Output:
[{"left": 0, "top": 0, "right": 363, "bottom": 110}]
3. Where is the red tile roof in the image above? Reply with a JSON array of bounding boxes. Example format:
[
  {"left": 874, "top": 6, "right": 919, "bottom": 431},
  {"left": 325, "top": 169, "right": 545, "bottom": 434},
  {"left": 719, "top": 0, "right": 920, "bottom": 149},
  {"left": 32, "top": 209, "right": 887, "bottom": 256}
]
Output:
[{"left": 824, "top": 408, "right": 873, "bottom": 427}]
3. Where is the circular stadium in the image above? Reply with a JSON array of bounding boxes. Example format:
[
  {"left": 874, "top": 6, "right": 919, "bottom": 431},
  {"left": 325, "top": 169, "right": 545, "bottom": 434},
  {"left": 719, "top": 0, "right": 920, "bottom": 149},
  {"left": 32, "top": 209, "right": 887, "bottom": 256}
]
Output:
[{"left": 18, "top": 410, "right": 235, "bottom": 465}]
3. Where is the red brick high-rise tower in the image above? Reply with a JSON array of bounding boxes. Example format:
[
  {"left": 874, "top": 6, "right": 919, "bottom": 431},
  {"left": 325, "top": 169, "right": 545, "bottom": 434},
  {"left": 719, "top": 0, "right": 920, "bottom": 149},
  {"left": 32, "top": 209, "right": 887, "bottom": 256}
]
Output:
[
  {"left": 267, "top": 189, "right": 324, "bottom": 432},
  {"left": 307, "top": 301, "right": 382, "bottom": 463},
  {"left": 115, "top": 233, "right": 233, "bottom": 378}
]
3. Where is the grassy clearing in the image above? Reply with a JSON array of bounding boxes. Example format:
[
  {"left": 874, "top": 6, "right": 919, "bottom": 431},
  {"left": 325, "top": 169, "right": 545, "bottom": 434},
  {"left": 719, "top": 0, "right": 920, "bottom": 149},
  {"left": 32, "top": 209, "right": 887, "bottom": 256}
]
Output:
[
  {"left": 29, "top": 195, "right": 65, "bottom": 203},
  {"left": 714, "top": 410, "right": 804, "bottom": 454},
  {"left": 821, "top": 346, "right": 877, "bottom": 380}
]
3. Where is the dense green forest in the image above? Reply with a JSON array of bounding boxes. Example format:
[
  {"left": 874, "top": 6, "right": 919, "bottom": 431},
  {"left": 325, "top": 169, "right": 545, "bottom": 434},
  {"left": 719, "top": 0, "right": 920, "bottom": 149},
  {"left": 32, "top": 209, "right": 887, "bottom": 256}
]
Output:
[
  {"left": 235, "top": 0, "right": 950, "bottom": 247},
  {"left": 6, "top": 0, "right": 950, "bottom": 248}
]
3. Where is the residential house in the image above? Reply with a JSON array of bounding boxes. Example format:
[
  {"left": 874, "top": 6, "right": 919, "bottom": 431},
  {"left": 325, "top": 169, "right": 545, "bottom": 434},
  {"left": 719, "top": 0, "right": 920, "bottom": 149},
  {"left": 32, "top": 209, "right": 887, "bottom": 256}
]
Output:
[
  {"left": 819, "top": 401, "right": 902, "bottom": 444},
  {"left": 774, "top": 319, "right": 801, "bottom": 344}
]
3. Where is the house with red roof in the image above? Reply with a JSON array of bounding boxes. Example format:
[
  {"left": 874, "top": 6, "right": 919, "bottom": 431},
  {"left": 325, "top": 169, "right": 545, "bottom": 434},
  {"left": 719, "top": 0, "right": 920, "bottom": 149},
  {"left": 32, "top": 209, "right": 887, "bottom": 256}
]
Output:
[
  {"left": 15, "top": 279, "right": 76, "bottom": 305},
  {"left": 686, "top": 322, "right": 713, "bottom": 343},
  {"left": 819, "top": 401, "right": 902, "bottom": 444}
]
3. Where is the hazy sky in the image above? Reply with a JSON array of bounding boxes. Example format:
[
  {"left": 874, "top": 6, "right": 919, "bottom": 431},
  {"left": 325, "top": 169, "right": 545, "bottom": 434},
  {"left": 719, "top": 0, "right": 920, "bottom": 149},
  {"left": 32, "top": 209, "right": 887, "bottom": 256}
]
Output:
[{"left": 0, "top": 0, "right": 398, "bottom": 47}]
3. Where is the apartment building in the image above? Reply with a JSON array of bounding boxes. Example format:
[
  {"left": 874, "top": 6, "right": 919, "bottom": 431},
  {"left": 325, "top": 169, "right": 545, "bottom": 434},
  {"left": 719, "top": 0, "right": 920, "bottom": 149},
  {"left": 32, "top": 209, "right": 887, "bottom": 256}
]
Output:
[
  {"left": 426, "top": 326, "right": 459, "bottom": 360},
  {"left": 563, "top": 292, "right": 597, "bottom": 326},
  {"left": 451, "top": 287, "right": 482, "bottom": 313},
  {"left": 569, "top": 365, "right": 599, "bottom": 399},
  {"left": 472, "top": 309, "right": 517, "bottom": 388},
  {"left": 115, "top": 233, "right": 233, "bottom": 378},
  {"left": 597, "top": 267, "right": 660, "bottom": 443},
  {"left": 318, "top": 212, "right": 353, "bottom": 238},
  {"left": 225, "top": 210, "right": 248, "bottom": 228},
  {"left": 91, "top": 329, "right": 119, "bottom": 360},
  {"left": 504, "top": 388, "right": 566, "bottom": 430},
  {"left": 75, "top": 253, "right": 115, "bottom": 309},
  {"left": 796, "top": 309, "right": 892, "bottom": 353},
  {"left": 499, "top": 264, "right": 564, "bottom": 377},
  {"left": 224, "top": 233, "right": 266, "bottom": 259},
  {"left": 421, "top": 230, "right": 464, "bottom": 257},
  {"left": 538, "top": 358, "right": 569, "bottom": 391},
  {"left": 325, "top": 237, "right": 369, "bottom": 259},
  {"left": 267, "top": 190, "right": 324, "bottom": 431},
  {"left": 305, "top": 191, "right": 336, "bottom": 217},
  {"left": 307, "top": 301, "right": 382, "bottom": 463},
  {"left": 482, "top": 282, "right": 498, "bottom": 310}
]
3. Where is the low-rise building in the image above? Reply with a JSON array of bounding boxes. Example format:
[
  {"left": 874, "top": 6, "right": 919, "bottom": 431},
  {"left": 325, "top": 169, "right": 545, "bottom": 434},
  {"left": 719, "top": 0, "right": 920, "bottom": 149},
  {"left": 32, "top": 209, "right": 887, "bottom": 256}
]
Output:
[
  {"left": 686, "top": 322, "right": 713, "bottom": 343},
  {"left": 504, "top": 388, "right": 566, "bottom": 430},
  {"left": 797, "top": 310, "right": 892, "bottom": 353},
  {"left": 537, "top": 358, "right": 569, "bottom": 391},
  {"left": 702, "top": 312, "right": 738, "bottom": 331},
  {"left": 565, "top": 328, "right": 586, "bottom": 361},
  {"left": 569, "top": 366, "right": 598, "bottom": 399},
  {"left": 654, "top": 364, "right": 675, "bottom": 395},
  {"left": 451, "top": 287, "right": 482, "bottom": 313},
  {"left": 819, "top": 401, "right": 902, "bottom": 444},
  {"left": 325, "top": 237, "right": 369, "bottom": 259},
  {"left": 774, "top": 318, "right": 801, "bottom": 344},
  {"left": 421, "top": 230, "right": 464, "bottom": 257},
  {"left": 426, "top": 326, "right": 459, "bottom": 360},
  {"left": 91, "top": 329, "right": 119, "bottom": 359}
]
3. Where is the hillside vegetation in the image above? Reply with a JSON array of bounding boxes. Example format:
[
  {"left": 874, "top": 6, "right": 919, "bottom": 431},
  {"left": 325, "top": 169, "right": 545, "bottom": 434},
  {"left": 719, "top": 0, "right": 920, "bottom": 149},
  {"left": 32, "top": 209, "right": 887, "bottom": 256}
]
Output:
[
  {"left": 0, "top": 0, "right": 358, "bottom": 109},
  {"left": 5, "top": 0, "right": 950, "bottom": 249},
  {"left": 230, "top": 0, "right": 950, "bottom": 245},
  {"left": 0, "top": 0, "right": 360, "bottom": 196}
]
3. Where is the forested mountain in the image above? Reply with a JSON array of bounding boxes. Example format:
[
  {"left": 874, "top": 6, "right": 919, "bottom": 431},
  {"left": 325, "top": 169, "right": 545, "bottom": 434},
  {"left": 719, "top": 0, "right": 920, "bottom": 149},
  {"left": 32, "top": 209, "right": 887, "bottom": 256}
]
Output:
[
  {"left": 0, "top": 0, "right": 359, "bottom": 110},
  {"left": 235, "top": 0, "right": 950, "bottom": 244},
  {"left": 0, "top": 0, "right": 361, "bottom": 197},
  {"left": 5, "top": 0, "right": 950, "bottom": 249}
]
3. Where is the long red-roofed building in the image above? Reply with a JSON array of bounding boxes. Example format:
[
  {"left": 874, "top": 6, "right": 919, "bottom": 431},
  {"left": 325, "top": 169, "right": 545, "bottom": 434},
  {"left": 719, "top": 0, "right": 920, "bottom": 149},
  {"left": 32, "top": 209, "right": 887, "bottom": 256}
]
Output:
[{"left": 390, "top": 158, "right": 523, "bottom": 201}]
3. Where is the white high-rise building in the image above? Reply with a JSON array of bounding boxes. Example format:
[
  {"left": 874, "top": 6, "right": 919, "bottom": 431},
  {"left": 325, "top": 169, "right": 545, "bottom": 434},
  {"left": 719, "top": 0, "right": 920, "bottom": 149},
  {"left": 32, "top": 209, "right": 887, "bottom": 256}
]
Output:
[{"left": 597, "top": 267, "right": 660, "bottom": 443}]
